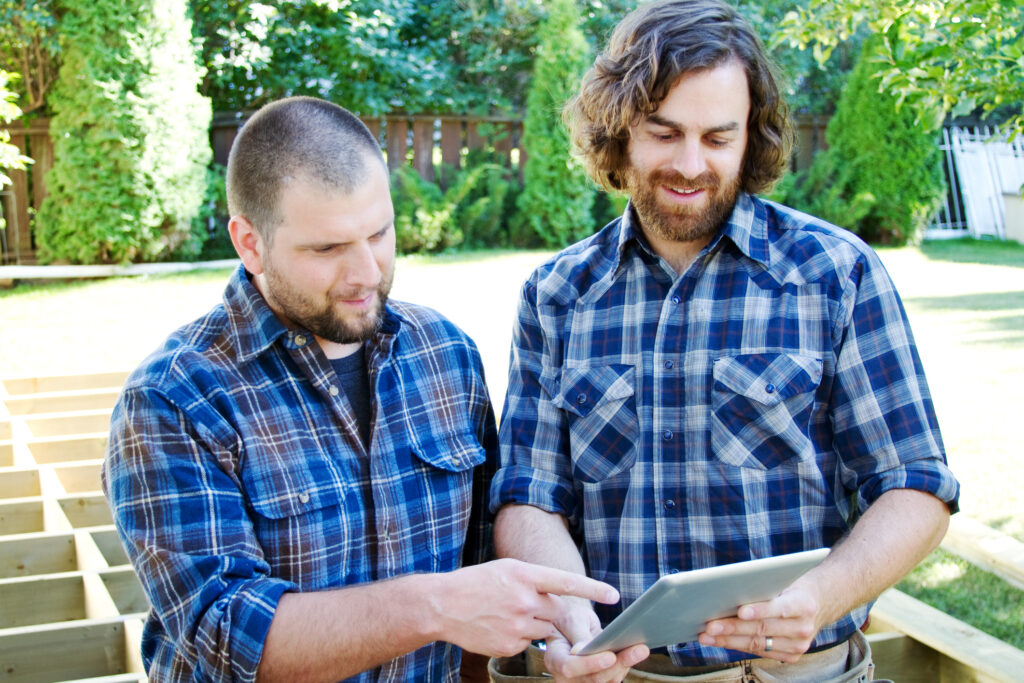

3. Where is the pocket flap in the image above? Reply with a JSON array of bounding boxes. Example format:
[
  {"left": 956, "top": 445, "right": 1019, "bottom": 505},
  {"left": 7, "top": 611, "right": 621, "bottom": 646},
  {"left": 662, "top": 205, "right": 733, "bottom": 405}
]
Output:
[
  {"left": 244, "top": 454, "right": 349, "bottom": 520},
  {"left": 713, "top": 354, "right": 822, "bottom": 406},
  {"left": 412, "top": 429, "right": 487, "bottom": 473},
  {"left": 552, "top": 364, "right": 636, "bottom": 418}
]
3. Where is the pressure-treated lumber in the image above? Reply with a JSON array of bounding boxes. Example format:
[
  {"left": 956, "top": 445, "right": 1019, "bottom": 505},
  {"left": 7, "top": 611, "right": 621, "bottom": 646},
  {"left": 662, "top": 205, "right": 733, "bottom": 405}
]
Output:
[
  {"left": 871, "top": 588, "right": 1024, "bottom": 683},
  {"left": 941, "top": 514, "right": 1024, "bottom": 591}
]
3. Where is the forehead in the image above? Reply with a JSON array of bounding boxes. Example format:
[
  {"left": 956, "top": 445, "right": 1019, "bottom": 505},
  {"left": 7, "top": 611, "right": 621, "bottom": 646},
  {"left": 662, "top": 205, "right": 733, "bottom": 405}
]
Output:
[
  {"left": 274, "top": 163, "right": 393, "bottom": 243},
  {"left": 647, "top": 60, "right": 751, "bottom": 129}
]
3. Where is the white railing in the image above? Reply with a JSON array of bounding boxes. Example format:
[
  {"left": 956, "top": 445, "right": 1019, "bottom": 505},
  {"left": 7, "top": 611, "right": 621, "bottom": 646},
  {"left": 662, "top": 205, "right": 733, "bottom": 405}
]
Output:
[{"left": 928, "top": 126, "right": 1024, "bottom": 240}]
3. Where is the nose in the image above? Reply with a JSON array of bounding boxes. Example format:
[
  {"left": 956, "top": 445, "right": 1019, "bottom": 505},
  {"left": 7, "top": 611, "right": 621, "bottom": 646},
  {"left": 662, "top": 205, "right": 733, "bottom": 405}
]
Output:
[
  {"left": 671, "top": 139, "right": 707, "bottom": 180},
  {"left": 344, "top": 241, "right": 382, "bottom": 290}
]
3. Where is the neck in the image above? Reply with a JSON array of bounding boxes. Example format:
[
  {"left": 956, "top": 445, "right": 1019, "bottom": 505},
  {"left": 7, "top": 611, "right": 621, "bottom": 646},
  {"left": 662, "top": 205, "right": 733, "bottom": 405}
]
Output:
[
  {"left": 319, "top": 338, "right": 362, "bottom": 360},
  {"left": 643, "top": 229, "right": 713, "bottom": 276}
]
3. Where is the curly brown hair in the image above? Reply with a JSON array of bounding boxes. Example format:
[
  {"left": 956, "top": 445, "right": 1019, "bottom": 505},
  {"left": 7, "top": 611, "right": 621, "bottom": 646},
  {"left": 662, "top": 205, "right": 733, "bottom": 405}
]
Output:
[{"left": 564, "top": 0, "right": 792, "bottom": 194}]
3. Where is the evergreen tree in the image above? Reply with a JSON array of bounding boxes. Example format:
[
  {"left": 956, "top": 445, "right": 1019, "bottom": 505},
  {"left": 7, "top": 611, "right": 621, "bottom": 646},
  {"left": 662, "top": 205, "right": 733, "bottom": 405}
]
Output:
[
  {"left": 782, "top": 34, "right": 945, "bottom": 244},
  {"left": 513, "top": 0, "right": 595, "bottom": 248},
  {"left": 36, "top": 0, "right": 211, "bottom": 263}
]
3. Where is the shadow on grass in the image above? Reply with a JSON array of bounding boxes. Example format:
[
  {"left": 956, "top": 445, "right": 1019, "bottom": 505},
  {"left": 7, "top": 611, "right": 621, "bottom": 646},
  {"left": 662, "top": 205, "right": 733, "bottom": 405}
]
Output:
[
  {"left": 898, "top": 548, "right": 1024, "bottom": 650},
  {"left": 902, "top": 290, "right": 1024, "bottom": 345},
  {"left": 919, "top": 238, "right": 1024, "bottom": 269},
  {"left": 0, "top": 267, "right": 236, "bottom": 300}
]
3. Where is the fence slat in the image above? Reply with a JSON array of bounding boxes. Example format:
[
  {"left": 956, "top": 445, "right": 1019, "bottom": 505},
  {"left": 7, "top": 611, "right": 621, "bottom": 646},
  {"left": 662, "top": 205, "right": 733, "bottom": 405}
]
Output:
[
  {"left": 385, "top": 118, "right": 409, "bottom": 174},
  {"left": 412, "top": 118, "right": 434, "bottom": 183},
  {"left": 3, "top": 113, "right": 842, "bottom": 265}
]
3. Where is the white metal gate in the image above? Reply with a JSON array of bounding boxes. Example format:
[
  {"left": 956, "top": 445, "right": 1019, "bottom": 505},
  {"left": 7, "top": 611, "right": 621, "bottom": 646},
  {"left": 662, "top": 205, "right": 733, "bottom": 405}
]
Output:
[{"left": 928, "top": 126, "right": 1024, "bottom": 240}]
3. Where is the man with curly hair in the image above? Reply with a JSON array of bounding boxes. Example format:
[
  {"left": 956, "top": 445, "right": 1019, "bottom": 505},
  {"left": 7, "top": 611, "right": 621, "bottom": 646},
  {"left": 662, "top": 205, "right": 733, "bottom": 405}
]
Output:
[{"left": 491, "top": 1, "right": 959, "bottom": 681}]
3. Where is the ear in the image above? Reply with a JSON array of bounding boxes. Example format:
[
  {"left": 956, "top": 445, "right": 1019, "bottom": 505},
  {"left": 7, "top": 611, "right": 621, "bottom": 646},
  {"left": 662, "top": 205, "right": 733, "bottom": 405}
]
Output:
[{"left": 228, "top": 215, "right": 265, "bottom": 275}]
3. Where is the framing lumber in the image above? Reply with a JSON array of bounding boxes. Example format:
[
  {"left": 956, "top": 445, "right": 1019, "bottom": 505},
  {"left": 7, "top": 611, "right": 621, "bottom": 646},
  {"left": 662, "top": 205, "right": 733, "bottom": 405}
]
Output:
[
  {"left": 871, "top": 588, "right": 1024, "bottom": 683},
  {"left": 941, "top": 514, "right": 1024, "bottom": 591}
]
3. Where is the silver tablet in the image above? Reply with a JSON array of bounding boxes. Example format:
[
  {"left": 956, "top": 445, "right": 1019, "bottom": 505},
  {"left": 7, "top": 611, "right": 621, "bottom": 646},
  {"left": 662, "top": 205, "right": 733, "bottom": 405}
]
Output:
[{"left": 576, "top": 547, "right": 830, "bottom": 655}]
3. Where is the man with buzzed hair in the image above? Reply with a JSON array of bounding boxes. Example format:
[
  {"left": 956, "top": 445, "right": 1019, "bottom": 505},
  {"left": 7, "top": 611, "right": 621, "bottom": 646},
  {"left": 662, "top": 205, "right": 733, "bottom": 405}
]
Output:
[{"left": 103, "top": 96, "right": 618, "bottom": 683}]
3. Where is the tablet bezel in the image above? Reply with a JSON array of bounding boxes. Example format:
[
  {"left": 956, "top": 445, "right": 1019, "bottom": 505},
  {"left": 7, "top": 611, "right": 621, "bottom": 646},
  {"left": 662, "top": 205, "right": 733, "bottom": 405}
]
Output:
[{"left": 575, "top": 547, "right": 831, "bottom": 655}]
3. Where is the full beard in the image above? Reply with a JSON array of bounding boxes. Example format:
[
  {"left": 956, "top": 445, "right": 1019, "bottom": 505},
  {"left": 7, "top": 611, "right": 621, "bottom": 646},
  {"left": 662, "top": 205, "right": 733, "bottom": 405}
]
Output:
[
  {"left": 627, "top": 167, "right": 742, "bottom": 245},
  {"left": 262, "top": 260, "right": 394, "bottom": 345}
]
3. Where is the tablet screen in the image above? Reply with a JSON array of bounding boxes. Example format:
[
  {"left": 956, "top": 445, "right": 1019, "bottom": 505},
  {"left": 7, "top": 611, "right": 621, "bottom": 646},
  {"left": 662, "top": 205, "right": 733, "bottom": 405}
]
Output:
[{"left": 576, "top": 548, "right": 830, "bottom": 655}]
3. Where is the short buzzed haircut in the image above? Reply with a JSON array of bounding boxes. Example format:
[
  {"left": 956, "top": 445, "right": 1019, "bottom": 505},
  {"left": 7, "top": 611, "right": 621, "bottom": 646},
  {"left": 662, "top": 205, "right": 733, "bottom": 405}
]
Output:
[{"left": 226, "top": 96, "right": 385, "bottom": 239}]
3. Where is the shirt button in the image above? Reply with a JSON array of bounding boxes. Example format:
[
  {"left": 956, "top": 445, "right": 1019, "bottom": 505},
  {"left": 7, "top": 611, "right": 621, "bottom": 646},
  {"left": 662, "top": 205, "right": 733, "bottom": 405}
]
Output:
[
  {"left": 329, "top": 385, "right": 340, "bottom": 396},
  {"left": 576, "top": 393, "right": 587, "bottom": 405},
  {"left": 664, "top": 499, "right": 676, "bottom": 510},
  {"left": 662, "top": 430, "right": 673, "bottom": 441},
  {"left": 765, "top": 383, "right": 776, "bottom": 394},
  {"left": 298, "top": 492, "right": 310, "bottom": 504},
  {"left": 294, "top": 334, "right": 307, "bottom": 346},
  {"left": 671, "top": 295, "right": 681, "bottom": 304},
  {"left": 664, "top": 359, "right": 674, "bottom": 370}
]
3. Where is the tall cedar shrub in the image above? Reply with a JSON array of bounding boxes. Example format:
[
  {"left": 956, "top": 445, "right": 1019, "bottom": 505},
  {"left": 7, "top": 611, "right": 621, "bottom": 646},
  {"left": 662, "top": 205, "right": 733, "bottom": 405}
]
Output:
[
  {"left": 36, "top": 0, "right": 211, "bottom": 263},
  {"left": 782, "top": 34, "right": 945, "bottom": 245},
  {"left": 512, "top": 0, "right": 594, "bottom": 248}
]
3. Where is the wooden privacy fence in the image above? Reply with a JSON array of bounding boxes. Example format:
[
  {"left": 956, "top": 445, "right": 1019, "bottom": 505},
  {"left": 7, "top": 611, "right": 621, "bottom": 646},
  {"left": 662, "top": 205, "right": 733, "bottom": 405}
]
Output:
[{"left": 2, "top": 114, "right": 828, "bottom": 265}]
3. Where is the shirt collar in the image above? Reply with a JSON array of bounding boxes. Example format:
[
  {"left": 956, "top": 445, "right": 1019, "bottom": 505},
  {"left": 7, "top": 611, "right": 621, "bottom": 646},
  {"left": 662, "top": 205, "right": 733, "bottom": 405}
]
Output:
[
  {"left": 615, "top": 192, "right": 770, "bottom": 270},
  {"left": 221, "top": 263, "right": 406, "bottom": 363}
]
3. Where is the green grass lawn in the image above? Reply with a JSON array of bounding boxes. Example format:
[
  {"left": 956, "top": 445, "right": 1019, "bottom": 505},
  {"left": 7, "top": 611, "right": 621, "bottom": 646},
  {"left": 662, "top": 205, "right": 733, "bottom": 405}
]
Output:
[{"left": 2, "top": 238, "right": 1023, "bottom": 649}]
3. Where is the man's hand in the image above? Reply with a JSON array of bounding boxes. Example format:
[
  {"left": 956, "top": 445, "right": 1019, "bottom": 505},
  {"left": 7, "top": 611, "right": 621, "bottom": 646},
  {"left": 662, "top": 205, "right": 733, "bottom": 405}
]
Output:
[
  {"left": 697, "top": 583, "right": 821, "bottom": 663},
  {"left": 540, "top": 596, "right": 649, "bottom": 683},
  {"left": 434, "top": 558, "right": 619, "bottom": 659}
]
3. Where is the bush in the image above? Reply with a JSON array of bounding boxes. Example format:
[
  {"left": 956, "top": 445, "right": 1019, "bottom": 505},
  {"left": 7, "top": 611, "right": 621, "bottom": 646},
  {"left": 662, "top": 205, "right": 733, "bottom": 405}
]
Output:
[
  {"left": 391, "top": 161, "right": 507, "bottom": 255},
  {"left": 35, "top": 0, "right": 211, "bottom": 263},
  {"left": 1, "top": 69, "right": 32, "bottom": 233},
  {"left": 512, "top": 0, "right": 595, "bottom": 248},
  {"left": 779, "top": 34, "right": 946, "bottom": 245},
  {"left": 196, "top": 163, "right": 236, "bottom": 261}
]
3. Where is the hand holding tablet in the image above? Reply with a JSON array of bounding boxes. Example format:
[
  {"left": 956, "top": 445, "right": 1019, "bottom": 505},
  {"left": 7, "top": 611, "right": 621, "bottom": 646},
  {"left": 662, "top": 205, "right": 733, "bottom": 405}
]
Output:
[{"left": 575, "top": 548, "right": 830, "bottom": 655}]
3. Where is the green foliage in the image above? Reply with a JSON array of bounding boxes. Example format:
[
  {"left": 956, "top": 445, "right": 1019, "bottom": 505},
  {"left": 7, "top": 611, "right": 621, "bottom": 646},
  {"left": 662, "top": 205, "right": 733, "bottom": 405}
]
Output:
[
  {"left": 513, "top": 0, "right": 595, "bottom": 249},
  {"left": 1, "top": 69, "right": 33, "bottom": 232},
  {"left": 898, "top": 548, "right": 1024, "bottom": 650},
  {"left": 190, "top": 0, "right": 546, "bottom": 115},
  {"left": 195, "top": 163, "right": 236, "bottom": 260},
  {"left": 0, "top": 0, "right": 60, "bottom": 114},
  {"left": 779, "top": 35, "right": 946, "bottom": 245},
  {"left": 777, "top": 0, "right": 1024, "bottom": 137},
  {"left": 35, "top": 0, "right": 212, "bottom": 264},
  {"left": 391, "top": 161, "right": 507, "bottom": 254}
]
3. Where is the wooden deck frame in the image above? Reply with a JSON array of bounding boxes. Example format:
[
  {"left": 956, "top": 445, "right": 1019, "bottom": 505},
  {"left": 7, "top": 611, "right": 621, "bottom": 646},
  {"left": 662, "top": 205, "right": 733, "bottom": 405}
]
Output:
[{"left": 2, "top": 371, "right": 1023, "bottom": 682}]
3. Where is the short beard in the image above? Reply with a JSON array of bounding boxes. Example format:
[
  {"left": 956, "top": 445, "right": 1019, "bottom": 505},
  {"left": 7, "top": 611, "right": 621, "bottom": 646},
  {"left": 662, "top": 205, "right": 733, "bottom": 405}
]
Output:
[
  {"left": 627, "top": 166, "right": 741, "bottom": 245},
  {"left": 262, "top": 258, "right": 394, "bottom": 345}
]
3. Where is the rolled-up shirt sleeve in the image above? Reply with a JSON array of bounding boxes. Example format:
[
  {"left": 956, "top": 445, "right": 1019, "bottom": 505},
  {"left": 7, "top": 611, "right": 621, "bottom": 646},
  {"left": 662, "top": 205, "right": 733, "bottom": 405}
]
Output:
[
  {"left": 829, "top": 250, "right": 960, "bottom": 515},
  {"left": 104, "top": 388, "right": 295, "bottom": 683},
  {"left": 491, "top": 278, "right": 580, "bottom": 523}
]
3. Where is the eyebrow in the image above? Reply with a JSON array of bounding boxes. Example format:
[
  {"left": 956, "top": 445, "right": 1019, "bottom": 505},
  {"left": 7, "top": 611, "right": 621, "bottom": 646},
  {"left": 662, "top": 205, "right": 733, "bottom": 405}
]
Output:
[{"left": 646, "top": 114, "right": 742, "bottom": 135}]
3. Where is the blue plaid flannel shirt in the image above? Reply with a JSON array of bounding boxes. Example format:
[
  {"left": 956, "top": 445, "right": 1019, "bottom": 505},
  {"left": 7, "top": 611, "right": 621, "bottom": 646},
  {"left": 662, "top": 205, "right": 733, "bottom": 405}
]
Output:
[
  {"left": 104, "top": 265, "right": 497, "bottom": 682},
  {"left": 492, "top": 193, "right": 959, "bottom": 666}
]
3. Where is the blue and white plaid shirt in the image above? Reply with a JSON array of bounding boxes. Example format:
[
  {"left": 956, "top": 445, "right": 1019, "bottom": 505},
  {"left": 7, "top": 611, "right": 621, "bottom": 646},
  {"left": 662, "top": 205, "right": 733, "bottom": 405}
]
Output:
[
  {"left": 492, "top": 193, "right": 959, "bottom": 666},
  {"left": 104, "top": 265, "right": 497, "bottom": 682}
]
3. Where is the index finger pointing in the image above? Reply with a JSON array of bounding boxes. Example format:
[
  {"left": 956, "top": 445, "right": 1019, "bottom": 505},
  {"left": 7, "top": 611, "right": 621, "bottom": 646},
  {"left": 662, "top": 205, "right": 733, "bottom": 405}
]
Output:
[{"left": 528, "top": 566, "right": 619, "bottom": 605}]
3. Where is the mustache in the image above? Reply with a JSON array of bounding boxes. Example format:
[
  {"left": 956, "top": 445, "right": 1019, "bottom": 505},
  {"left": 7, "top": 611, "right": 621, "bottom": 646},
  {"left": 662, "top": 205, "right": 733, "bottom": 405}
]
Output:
[{"left": 650, "top": 169, "right": 719, "bottom": 190}]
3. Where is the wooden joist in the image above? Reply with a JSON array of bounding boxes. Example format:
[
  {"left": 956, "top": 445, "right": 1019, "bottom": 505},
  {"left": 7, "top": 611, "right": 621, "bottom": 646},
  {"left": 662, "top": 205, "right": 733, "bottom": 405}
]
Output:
[
  {"left": 942, "top": 515, "right": 1024, "bottom": 591},
  {"left": 870, "top": 588, "right": 1024, "bottom": 683}
]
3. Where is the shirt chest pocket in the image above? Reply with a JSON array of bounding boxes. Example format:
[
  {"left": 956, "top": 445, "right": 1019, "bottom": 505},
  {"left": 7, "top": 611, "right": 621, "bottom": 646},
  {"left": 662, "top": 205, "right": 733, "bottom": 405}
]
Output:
[
  {"left": 550, "top": 364, "right": 639, "bottom": 483},
  {"left": 711, "top": 353, "right": 823, "bottom": 470},
  {"left": 242, "top": 448, "right": 354, "bottom": 585},
  {"left": 407, "top": 429, "right": 487, "bottom": 572}
]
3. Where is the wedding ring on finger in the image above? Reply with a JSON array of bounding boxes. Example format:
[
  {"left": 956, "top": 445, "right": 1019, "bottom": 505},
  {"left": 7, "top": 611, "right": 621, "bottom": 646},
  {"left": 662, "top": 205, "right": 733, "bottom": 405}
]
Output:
[{"left": 765, "top": 636, "right": 773, "bottom": 652}]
